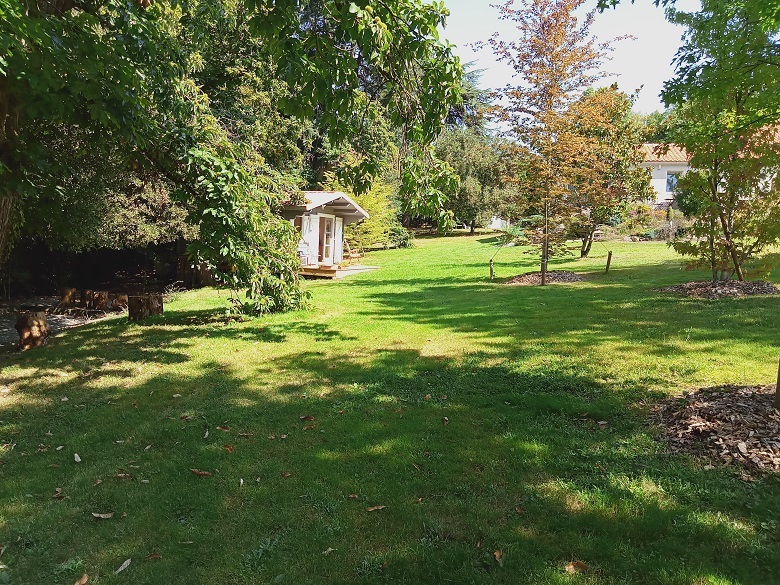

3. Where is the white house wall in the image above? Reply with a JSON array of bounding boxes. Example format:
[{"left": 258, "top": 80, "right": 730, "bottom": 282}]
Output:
[{"left": 641, "top": 162, "right": 689, "bottom": 205}]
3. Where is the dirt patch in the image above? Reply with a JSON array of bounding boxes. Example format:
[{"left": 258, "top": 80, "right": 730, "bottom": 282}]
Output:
[
  {"left": 659, "top": 280, "right": 779, "bottom": 299},
  {"left": 652, "top": 385, "right": 780, "bottom": 476},
  {"left": 504, "top": 270, "right": 585, "bottom": 286}
]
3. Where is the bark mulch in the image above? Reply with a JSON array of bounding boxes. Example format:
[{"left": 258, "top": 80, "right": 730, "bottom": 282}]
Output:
[
  {"left": 652, "top": 385, "right": 780, "bottom": 478},
  {"left": 504, "top": 270, "right": 585, "bottom": 286},
  {"left": 659, "top": 280, "right": 779, "bottom": 299}
]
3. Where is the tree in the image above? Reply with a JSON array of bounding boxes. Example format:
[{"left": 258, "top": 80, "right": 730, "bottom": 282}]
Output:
[
  {"left": 663, "top": 1, "right": 780, "bottom": 281},
  {"left": 0, "top": 0, "right": 461, "bottom": 311},
  {"left": 434, "top": 128, "right": 507, "bottom": 233},
  {"left": 564, "top": 86, "right": 653, "bottom": 257},
  {"left": 479, "top": 0, "right": 616, "bottom": 283}
]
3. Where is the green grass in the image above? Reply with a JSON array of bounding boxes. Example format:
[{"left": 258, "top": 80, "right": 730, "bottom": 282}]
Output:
[{"left": 1, "top": 237, "right": 779, "bottom": 584}]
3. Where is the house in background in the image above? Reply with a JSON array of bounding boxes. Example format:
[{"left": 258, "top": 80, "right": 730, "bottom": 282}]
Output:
[
  {"left": 282, "top": 191, "right": 369, "bottom": 277},
  {"left": 638, "top": 143, "right": 690, "bottom": 208}
]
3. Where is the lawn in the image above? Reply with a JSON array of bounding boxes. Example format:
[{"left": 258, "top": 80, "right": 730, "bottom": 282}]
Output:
[{"left": 1, "top": 236, "right": 779, "bottom": 584}]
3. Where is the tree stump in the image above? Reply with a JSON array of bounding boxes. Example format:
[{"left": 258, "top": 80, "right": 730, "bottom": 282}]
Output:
[
  {"left": 128, "top": 294, "right": 164, "bottom": 322},
  {"left": 92, "top": 291, "right": 110, "bottom": 311},
  {"left": 60, "top": 287, "right": 78, "bottom": 308},
  {"left": 15, "top": 311, "right": 49, "bottom": 351},
  {"left": 110, "top": 293, "right": 129, "bottom": 310}
]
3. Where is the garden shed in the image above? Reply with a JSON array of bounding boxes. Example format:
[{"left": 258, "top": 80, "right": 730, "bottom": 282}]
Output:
[{"left": 282, "top": 191, "right": 369, "bottom": 276}]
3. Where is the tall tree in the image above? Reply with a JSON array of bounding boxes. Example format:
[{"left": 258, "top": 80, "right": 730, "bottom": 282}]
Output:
[
  {"left": 0, "top": 0, "right": 461, "bottom": 311},
  {"left": 664, "top": 0, "right": 780, "bottom": 281},
  {"left": 479, "top": 0, "right": 615, "bottom": 283}
]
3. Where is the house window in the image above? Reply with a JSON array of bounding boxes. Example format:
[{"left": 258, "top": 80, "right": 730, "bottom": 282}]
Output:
[{"left": 666, "top": 172, "right": 680, "bottom": 193}]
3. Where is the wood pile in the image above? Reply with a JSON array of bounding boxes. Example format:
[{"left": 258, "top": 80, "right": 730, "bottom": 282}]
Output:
[
  {"left": 652, "top": 385, "right": 780, "bottom": 475},
  {"left": 659, "top": 280, "right": 779, "bottom": 299},
  {"left": 504, "top": 270, "right": 585, "bottom": 286},
  {"left": 57, "top": 288, "right": 129, "bottom": 314},
  {"left": 15, "top": 311, "right": 49, "bottom": 351}
]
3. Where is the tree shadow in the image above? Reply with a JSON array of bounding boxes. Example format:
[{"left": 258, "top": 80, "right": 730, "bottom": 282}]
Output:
[{"left": 1, "top": 343, "right": 778, "bottom": 583}]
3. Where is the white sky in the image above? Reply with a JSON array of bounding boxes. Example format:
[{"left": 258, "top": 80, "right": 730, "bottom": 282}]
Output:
[{"left": 440, "top": 0, "right": 701, "bottom": 114}]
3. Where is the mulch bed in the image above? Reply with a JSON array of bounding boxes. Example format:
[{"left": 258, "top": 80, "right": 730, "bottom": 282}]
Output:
[
  {"left": 504, "top": 270, "right": 585, "bottom": 286},
  {"left": 652, "top": 385, "right": 780, "bottom": 477},
  {"left": 659, "top": 280, "right": 779, "bottom": 299}
]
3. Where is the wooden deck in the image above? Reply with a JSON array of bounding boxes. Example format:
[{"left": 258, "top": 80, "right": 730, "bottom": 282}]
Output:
[{"left": 300, "top": 265, "right": 379, "bottom": 279}]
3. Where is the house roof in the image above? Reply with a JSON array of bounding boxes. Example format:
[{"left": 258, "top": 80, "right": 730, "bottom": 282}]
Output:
[
  {"left": 639, "top": 143, "right": 690, "bottom": 163},
  {"left": 284, "top": 191, "right": 369, "bottom": 225}
]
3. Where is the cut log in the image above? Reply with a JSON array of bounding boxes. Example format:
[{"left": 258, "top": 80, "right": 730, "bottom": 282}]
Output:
[
  {"left": 81, "top": 289, "right": 93, "bottom": 308},
  {"left": 92, "top": 291, "right": 110, "bottom": 311},
  {"left": 60, "top": 287, "right": 78, "bottom": 308},
  {"left": 128, "top": 294, "right": 164, "bottom": 322},
  {"left": 15, "top": 311, "right": 49, "bottom": 351},
  {"left": 110, "top": 293, "right": 129, "bottom": 310}
]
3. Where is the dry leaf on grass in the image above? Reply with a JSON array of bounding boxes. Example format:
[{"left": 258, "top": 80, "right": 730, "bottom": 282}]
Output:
[
  {"left": 74, "top": 453, "right": 81, "bottom": 463},
  {"left": 74, "top": 574, "right": 89, "bottom": 585},
  {"left": 412, "top": 463, "right": 421, "bottom": 472},
  {"left": 494, "top": 549, "right": 503, "bottom": 566},
  {"left": 348, "top": 493, "right": 359, "bottom": 499},
  {"left": 299, "top": 415, "right": 315, "bottom": 421},
  {"left": 115, "top": 473, "right": 133, "bottom": 480},
  {"left": 443, "top": 417, "right": 449, "bottom": 425},
  {"left": 303, "top": 424, "right": 317, "bottom": 431},
  {"left": 322, "top": 547, "right": 336, "bottom": 555},
  {"left": 145, "top": 552, "right": 162, "bottom": 560},
  {"left": 190, "top": 469, "right": 212, "bottom": 477},
  {"left": 281, "top": 471, "right": 292, "bottom": 478},
  {"left": 366, "top": 505, "right": 386, "bottom": 512},
  {"left": 114, "top": 558, "right": 131, "bottom": 574},
  {"left": 564, "top": 560, "right": 588, "bottom": 574},
  {"left": 91, "top": 512, "right": 114, "bottom": 520},
  {"left": 223, "top": 445, "right": 235, "bottom": 454},
  {"left": 52, "top": 487, "right": 65, "bottom": 500},
  {"left": 216, "top": 426, "right": 230, "bottom": 431}
]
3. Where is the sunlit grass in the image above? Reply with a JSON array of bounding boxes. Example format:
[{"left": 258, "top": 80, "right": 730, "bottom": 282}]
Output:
[{"left": 0, "top": 237, "right": 778, "bottom": 584}]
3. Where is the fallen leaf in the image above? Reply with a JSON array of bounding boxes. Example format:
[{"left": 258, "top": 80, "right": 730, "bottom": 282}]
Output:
[
  {"left": 61, "top": 396, "right": 69, "bottom": 402},
  {"left": 268, "top": 434, "right": 276, "bottom": 440},
  {"left": 114, "top": 558, "right": 131, "bottom": 574},
  {"left": 597, "top": 421, "right": 608, "bottom": 429},
  {"left": 48, "top": 464, "right": 60, "bottom": 468},
  {"left": 216, "top": 426, "right": 230, "bottom": 431},
  {"left": 366, "top": 505, "right": 386, "bottom": 512},
  {"left": 443, "top": 417, "right": 449, "bottom": 425},
  {"left": 240, "top": 478, "right": 244, "bottom": 487},
  {"left": 115, "top": 473, "right": 133, "bottom": 480},
  {"left": 144, "top": 444, "right": 152, "bottom": 450},
  {"left": 280, "top": 434, "right": 288, "bottom": 439},
  {"left": 281, "top": 471, "right": 292, "bottom": 478},
  {"left": 74, "top": 574, "right": 89, "bottom": 585},
  {"left": 322, "top": 547, "right": 336, "bottom": 555},
  {"left": 145, "top": 552, "right": 161, "bottom": 560},
  {"left": 91, "top": 512, "right": 114, "bottom": 520},
  {"left": 238, "top": 432, "right": 253, "bottom": 437},
  {"left": 412, "top": 463, "right": 421, "bottom": 472},
  {"left": 203, "top": 429, "right": 209, "bottom": 439},
  {"left": 223, "top": 445, "right": 235, "bottom": 454},
  {"left": 337, "top": 409, "right": 345, "bottom": 414},
  {"left": 348, "top": 493, "right": 359, "bottom": 499},
  {"left": 415, "top": 497, "right": 423, "bottom": 504},
  {"left": 52, "top": 487, "right": 65, "bottom": 500},
  {"left": 190, "top": 469, "right": 212, "bottom": 477},
  {"left": 180, "top": 415, "right": 195, "bottom": 421},
  {"left": 424, "top": 394, "right": 431, "bottom": 400},
  {"left": 122, "top": 512, "right": 128, "bottom": 518},
  {"left": 515, "top": 506, "right": 526, "bottom": 514},
  {"left": 303, "top": 424, "right": 317, "bottom": 431},
  {"left": 56, "top": 445, "right": 64, "bottom": 451},
  {"left": 476, "top": 539, "right": 483, "bottom": 549},
  {"left": 93, "top": 479, "right": 102, "bottom": 486},
  {"left": 564, "top": 561, "right": 588, "bottom": 574},
  {"left": 74, "top": 453, "right": 81, "bottom": 463},
  {"left": 299, "top": 415, "right": 315, "bottom": 421},
  {"left": 494, "top": 549, "right": 503, "bottom": 565},
  {"left": 172, "top": 394, "right": 182, "bottom": 398},
  {"left": 440, "top": 395, "right": 447, "bottom": 400}
]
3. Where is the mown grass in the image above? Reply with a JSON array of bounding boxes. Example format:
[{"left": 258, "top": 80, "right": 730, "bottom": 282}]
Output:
[{"left": 1, "top": 237, "right": 779, "bottom": 584}]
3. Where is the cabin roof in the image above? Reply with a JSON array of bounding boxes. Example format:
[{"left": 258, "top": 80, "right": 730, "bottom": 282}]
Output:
[{"left": 284, "top": 191, "right": 369, "bottom": 224}]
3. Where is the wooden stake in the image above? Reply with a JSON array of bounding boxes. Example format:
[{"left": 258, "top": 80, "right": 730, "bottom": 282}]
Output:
[
  {"left": 489, "top": 259, "right": 495, "bottom": 281},
  {"left": 775, "top": 357, "right": 780, "bottom": 411},
  {"left": 605, "top": 250, "right": 613, "bottom": 274}
]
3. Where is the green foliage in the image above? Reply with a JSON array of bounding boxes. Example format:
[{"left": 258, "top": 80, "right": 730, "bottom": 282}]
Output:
[
  {"left": 1, "top": 0, "right": 461, "bottom": 312},
  {"left": 434, "top": 127, "right": 508, "bottom": 231},
  {"left": 663, "top": 0, "right": 780, "bottom": 280}
]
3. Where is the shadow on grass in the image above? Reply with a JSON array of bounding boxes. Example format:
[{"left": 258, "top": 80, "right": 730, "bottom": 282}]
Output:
[{"left": 1, "top": 317, "right": 778, "bottom": 583}]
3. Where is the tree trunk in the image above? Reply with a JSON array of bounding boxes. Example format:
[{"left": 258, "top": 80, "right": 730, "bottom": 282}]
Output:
[
  {"left": 541, "top": 199, "right": 549, "bottom": 286},
  {"left": 15, "top": 311, "right": 49, "bottom": 350},
  {"left": 128, "top": 294, "right": 163, "bottom": 322},
  {"left": 580, "top": 229, "right": 594, "bottom": 258},
  {"left": 470, "top": 220, "right": 475, "bottom": 234}
]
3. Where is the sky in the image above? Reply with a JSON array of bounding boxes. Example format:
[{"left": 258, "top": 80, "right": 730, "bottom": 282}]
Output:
[{"left": 440, "top": 0, "right": 700, "bottom": 114}]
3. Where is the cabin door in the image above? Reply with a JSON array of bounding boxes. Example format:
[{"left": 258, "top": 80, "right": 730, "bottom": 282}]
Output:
[{"left": 318, "top": 215, "right": 335, "bottom": 266}]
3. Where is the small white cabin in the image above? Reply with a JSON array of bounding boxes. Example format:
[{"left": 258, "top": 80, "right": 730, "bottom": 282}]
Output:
[
  {"left": 282, "top": 191, "right": 369, "bottom": 275},
  {"left": 638, "top": 143, "right": 690, "bottom": 208}
]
